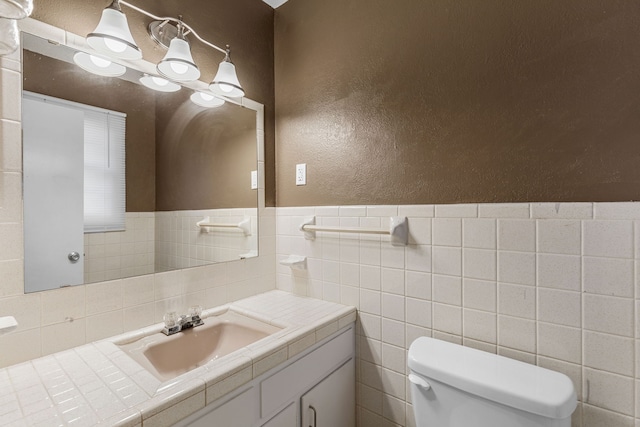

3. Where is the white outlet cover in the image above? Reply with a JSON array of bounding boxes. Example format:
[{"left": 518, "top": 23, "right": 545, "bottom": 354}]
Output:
[
  {"left": 251, "top": 170, "right": 258, "bottom": 190},
  {"left": 296, "top": 163, "right": 306, "bottom": 186}
]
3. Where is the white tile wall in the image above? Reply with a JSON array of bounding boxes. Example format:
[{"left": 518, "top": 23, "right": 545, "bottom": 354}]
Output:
[
  {"left": 0, "top": 20, "right": 276, "bottom": 370},
  {"left": 155, "top": 208, "right": 258, "bottom": 271},
  {"left": 275, "top": 203, "right": 640, "bottom": 427},
  {"left": 83, "top": 212, "right": 155, "bottom": 283}
]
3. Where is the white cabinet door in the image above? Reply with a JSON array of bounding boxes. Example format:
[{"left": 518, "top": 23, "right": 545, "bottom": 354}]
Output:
[
  {"left": 261, "top": 402, "right": 296, "bottom": 427},
  {"left": 300, "top": 359, "right": 355, "bottom": 427},
  {"left": 181, "top": 386, "right": 259, "bottom": 427},
  {"left": 23, "top": 96, "right": 85, "bottom": 292}
]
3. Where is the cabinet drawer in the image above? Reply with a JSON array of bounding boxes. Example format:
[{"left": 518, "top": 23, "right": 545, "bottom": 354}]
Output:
[{"left": 261, "top": 326, "right": 354, "bottom": 417}]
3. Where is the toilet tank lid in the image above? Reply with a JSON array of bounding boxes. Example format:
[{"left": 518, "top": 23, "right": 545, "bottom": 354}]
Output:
[{"left": 408, "top": 337, "right": 577, "bottom": 419}]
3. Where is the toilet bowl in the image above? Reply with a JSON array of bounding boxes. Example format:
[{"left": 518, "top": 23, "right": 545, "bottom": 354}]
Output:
[{"left": 408, "top": 337, "right": 577, "bottom": 427}]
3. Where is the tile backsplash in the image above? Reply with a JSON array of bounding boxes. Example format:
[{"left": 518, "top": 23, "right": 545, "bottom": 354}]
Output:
[{"left": 275, "top": 202, "right": 640, "bottom": 427}]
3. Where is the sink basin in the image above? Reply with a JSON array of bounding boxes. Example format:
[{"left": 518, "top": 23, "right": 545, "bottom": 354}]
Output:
[{"left": 118, "top": 310, "right": 282, "bottom": 381}]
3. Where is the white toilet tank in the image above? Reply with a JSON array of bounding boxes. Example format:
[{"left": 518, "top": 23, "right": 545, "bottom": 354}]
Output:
[{"left": 408, "top": 337, "right": 577, "bottom": 427}]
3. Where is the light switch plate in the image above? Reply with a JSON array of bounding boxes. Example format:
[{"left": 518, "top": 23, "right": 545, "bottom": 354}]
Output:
[
  {"left": 296, "top": 163, "right": 306, "bottom": 186},
  {"left": 251, "top": 170, "right": 258, "bottom": 189}
]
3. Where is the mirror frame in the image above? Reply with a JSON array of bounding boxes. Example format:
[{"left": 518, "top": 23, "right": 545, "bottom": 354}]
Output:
[{"left": 17, "top": 18, "right": 266, "bottom": 292}]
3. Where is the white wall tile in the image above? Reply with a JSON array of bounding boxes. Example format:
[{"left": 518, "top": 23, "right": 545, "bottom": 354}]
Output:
[
  {"left": 583, "top": 368, "right": 634, "bottom": 416},
  {"left": 405, "top": 271, "right": 431, "bottom": 300},
  {"left": 463, "top": 248, "right": 496, "bottom": 281},
  {"left": 382, "top": 318, "right": 405, "bottom": 348},
  {"left": 462, "top": 219, "right": 496, "bottom": 249},
  {"left": 432, "top": 219, "right": 461, "bottom": 247},
  {"left": 41, "top": 287, "right": 85, "bottom": 326},
  {"left": 405, "top": 298, "right": 431, "bottom": 328},
  {"left": 86, "top": 281, "right": 123, "bottom": 316},
  {"left": 463, "top": 309, "right": 496, "bottom": 344},
  {"left": 583, "top": 294, "right": 633, "bottom": 337},
  {"left": 433, "top": 303, "right": 461, "bottom": 336},
  {"left": 381, "top": 244, "right": 405, "bottom": 269},
  {"left": 432, "top": 246, "right": 461, "bottom": 276},
  {"left": 537, "top": 288, "right": 581, "bottom": 328},
  {"left": 498, "top": 283, "right": 535, "bottom": 319},
  {"left": 85, "top": 310, "right": 123, "bottom": 342},
  {"left": 478, "top": 204, "right": 530, "bottom": 219},
  {"left": 583, "top": 404, "right": 634, "bottom": 427},
  {"left": 497, "top": 315, "right": 536, "bottom": 353},
  {"left": 498, "top": 220, "right": 536, "bottom": 252},
  {"left": 435, "top": 204, "right": 477, "bottom": 218},
  {"left": 382, "top": 293, "right": 405, "bottom": 321},
  {"left": 382, "top": 268, "right": 405, "bottom": 295},
  {"left": 583, "top": 220, "right": 633, "bottom": 259},
  {"left": 537, "top": 322, "right": 582, "bottom": 364},
  {"left": 360, "top": 265, "right": 381, "bottom": 291},
  {"left": 583, "top": 257, "right": 633, "bottom": 298},
  {"left": 537, "top": 254, "right": 581, "bottom": 291},
  {"left": 531, "top": 203, "right": 593, "bottom": 219},
  {"left": 462, "top": 279, "right": 496, "bottom": 312},
  {"left": 398, "top": 205, "right": 434, "bottom": 218},
  {"left": 407, "top": 218, "right": 431, "bottom": 245},
  {"left": 405, "top": 245, "right": 431, "bottom": 273},
  {"left": 432, "top": 275, "right": 461, "bottom": 306},
  {"left": 537, "top": 220, "right": 581, "bottom": 255},
  {"left": 594, "top": 202, "right": 640, "bottom": 220},
  {"left": 498, "top": 251, "right": 536, "bottom": 286},
  {"left": 583, "top": 331, "right": 634, "bottom": 376}
]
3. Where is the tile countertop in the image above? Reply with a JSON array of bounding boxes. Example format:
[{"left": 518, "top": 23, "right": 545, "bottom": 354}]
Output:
[{"left": 0, "top": 291, "right": 357, "bottom": 427}]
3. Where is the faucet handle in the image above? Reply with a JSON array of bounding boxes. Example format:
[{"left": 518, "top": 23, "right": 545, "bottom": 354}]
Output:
[
  {"left": 188, "top": 305, "right": 202, "bottom": 317},
  {"left": 163, "top": 311, "right": 178, "bottom": 328}
]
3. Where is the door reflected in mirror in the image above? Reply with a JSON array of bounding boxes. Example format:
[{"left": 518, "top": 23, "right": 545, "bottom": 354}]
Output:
[{"left": 21, "top": 33, "right": 260, "bottom": 293}]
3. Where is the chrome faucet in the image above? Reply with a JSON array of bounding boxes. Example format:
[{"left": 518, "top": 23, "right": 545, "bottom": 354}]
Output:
[{"left": 162, "top": 306, "right": 204, "bottom": 336}]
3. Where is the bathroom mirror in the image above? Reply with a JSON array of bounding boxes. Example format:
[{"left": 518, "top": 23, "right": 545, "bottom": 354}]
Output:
[{"left": 21, "top": 32, "right": 262, "bottom": 293}]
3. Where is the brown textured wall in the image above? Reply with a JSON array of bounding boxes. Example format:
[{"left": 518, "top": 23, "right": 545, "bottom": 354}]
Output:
[
  {"left": 31, "top": 0, "right": 276, "bottom": 206},
  {"left": 155, "top": 91, "right": 257, "bottom": 210},
  {"left": 275, "top": 0, "right": 640, "bottom": 206},
  {"left": 23, "top": 51, "right": 156, "bottom": 212}
]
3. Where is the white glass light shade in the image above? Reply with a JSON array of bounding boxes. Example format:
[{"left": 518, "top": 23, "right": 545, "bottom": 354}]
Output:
[
  {"left": 73, "top": 52, "right": 126, "bottom": 77},
  {"left": 139, "top": 74, "right": 181, "bottom": 92},
  {"left": 190, "top": 91, "right": 225, "bottom": 108},
  {"left": 87, "top": 8, "right": 142, "bottom": 60},
  {"left": 157, "top": 37, "right": 200, "bottom": 82},
  {"left": 209, "top": 61, "right": 244, "bottom": 98},
  {"left": 0, "top": 0, "right": 33, "bottom": 19}
]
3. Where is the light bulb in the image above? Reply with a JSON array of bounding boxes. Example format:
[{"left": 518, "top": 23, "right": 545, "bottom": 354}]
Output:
[
  {"left": 104, "top": 38, "right": 127, "bottom": 53},
  {"left": 170, "top": 62, "right": 189, "bottom": 75},
  {"left": 89, "top": 55, "right": 112, "bottom": 68},
  {"left": 152, "top": 77, "right": 169, "bottom": 86},
  {"left": 199, "top": 92, "right": 214, "bottom": 101},
  {"left": 219, "top": 83, "right": 233, "bottom": 93}
]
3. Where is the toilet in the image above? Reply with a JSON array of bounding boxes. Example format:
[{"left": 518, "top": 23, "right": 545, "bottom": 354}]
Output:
[{"left": 408, "top": 337, "right": 577, "bottom": 427}]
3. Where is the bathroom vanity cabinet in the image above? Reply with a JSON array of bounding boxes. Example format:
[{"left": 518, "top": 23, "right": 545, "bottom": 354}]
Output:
[{"left": 176, "top": 325, "right": 355, "bottom": 427}]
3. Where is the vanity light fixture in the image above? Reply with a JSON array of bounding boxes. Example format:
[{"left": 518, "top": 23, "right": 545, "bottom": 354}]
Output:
[
  {"left": 190, "top": 91, "right": 225, "bottom": 108},
  {"left": 210, "top": 46, "right": 245, "bottom": 98},
  {"left": 87, "top": 0, "right": 142, "bottom": 60},
  {"left": 73, "top": 52, "right": 126, "bottom": 77},
  {"left": 139, "top": 74, "right": 181, "bottom": 92},
  {"left": 156, "top": 18, "right": 200, "bottom": 82},
  {"left": 87, "top": 0, "right": 245, "bottom": 96}
]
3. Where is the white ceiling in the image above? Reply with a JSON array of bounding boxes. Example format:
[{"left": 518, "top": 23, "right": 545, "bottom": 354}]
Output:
[{"left": 262, "top": 0, "right": 288, "bottom": 9}]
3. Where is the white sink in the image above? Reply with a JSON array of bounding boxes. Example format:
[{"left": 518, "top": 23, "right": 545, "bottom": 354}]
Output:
[{"left": 117, "top": 310, "right": 282, "bottom": 381}]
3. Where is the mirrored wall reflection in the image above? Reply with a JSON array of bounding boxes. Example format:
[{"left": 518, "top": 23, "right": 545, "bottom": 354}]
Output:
[{"left": 21, "top": 33, "right": 259, "bottom": 293}]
